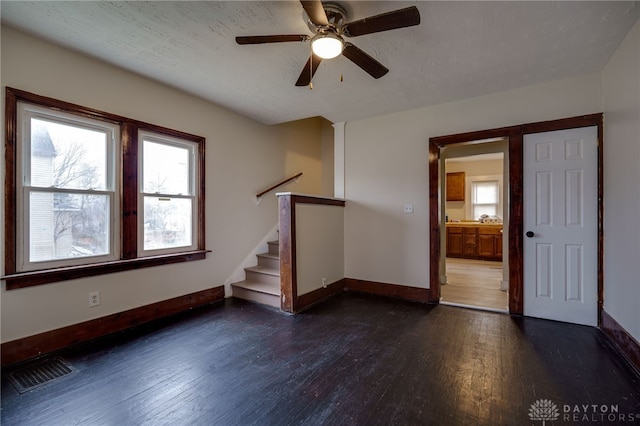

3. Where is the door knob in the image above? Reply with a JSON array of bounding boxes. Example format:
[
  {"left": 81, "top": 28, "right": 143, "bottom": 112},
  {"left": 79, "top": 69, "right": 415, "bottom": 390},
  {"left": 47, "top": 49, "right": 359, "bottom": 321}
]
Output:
[{"left": 526, "top": 231, "right": 535, "bottom": 238}]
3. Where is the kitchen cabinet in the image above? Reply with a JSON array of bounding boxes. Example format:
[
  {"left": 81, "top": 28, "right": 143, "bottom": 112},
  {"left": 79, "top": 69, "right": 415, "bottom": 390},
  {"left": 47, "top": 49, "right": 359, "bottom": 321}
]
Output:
[
  {"left": 463, "top": 227, "right": 477, "bottom": 257},
  {"left": 446, "top": 226, "right": 463, "bottom": 257},
  {"left": 446, "top": 224, "right": 502, "bottom": 260},
  {"left": 446, "top": 226, "right": 477, "bottom": 258},
  {"left": 446, "top": 172, "right": 465, "bottom": 201},
  {"left": 478, "top": 226, "right": 502, "bottom": 260}
]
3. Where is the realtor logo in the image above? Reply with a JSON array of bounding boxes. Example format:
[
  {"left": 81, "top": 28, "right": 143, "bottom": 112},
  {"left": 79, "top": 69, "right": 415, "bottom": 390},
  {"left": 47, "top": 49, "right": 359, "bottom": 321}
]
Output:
[
  {"left": 528, "top": 398, "right": 639, "bottom": 423},
  {"left": 529, "top": 399, "right": 560, "bottom": 425}
]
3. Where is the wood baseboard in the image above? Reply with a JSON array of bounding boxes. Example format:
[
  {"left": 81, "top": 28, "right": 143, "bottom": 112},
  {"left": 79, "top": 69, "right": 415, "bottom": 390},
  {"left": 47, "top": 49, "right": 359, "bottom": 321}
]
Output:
[
  {"left": 296, "top": 279, "right": 346, "bottom": 312},
  {"left": 600, "top": 310, "right": 640, "bottom": 376},
  {"left": 1, "top": 286, "right": 225, "bottom": 367},
  {"left": 344, "top": 278, "right": 430, "bottom": 303}
]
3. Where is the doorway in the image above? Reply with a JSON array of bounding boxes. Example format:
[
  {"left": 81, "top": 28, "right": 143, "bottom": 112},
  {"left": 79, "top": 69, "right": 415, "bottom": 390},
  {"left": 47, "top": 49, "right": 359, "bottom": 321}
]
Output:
[
  {"left": 442, "top": 258, "right": 506, "bottom": 311},
  {"left": 428, "top": 114, "right": 604, "bottom": 324},
  {"left": 440, "top": 148, "right": 508, "bottom": 312}
]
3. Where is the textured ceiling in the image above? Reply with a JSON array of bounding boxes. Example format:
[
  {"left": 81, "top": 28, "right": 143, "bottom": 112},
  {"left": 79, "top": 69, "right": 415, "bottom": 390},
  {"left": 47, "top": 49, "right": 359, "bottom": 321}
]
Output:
[{"left": 2, "top": 1, "right": 639, "bottom": 125}]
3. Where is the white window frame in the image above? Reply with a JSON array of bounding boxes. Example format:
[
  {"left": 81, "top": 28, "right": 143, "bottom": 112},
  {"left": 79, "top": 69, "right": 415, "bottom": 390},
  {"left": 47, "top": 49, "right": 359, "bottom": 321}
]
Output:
[
  {"left": 16, "top": 102, "right": 120, "bottom": 271},
  {"left": 466, "top": 175, "right": 503, "bottom": 221},
  {"left": 137, "top": 130, "right": 199, "bottom": 257}
]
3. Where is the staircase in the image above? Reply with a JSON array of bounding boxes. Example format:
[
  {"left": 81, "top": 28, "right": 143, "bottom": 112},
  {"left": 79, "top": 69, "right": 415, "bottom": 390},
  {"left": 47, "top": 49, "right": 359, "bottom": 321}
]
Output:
[{"left": 231, "top": 240, "right": 281, "bottom": 309}]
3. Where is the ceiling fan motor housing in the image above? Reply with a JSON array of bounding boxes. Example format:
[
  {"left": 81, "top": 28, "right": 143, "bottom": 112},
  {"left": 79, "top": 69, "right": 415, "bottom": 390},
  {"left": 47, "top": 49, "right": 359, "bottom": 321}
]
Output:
[{"left": 305, "top": 2, "right": 348, "bottom": 33}]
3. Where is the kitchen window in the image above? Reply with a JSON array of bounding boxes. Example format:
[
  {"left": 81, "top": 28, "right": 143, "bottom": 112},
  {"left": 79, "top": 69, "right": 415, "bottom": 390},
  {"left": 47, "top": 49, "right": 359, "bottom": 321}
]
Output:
[{"left": 471, "top": 180, "right": 500, "bottom": 219}]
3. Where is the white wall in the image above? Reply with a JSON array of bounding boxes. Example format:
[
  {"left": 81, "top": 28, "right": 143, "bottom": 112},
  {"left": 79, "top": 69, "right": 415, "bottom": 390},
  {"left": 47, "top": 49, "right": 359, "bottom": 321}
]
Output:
[
  {"left": 602, "top": 19, "right": 640, "bottom": 341},
  {"left": 295, "top": 203, "right": 344, "bottom": 295},
  {"left": 0, "top": 26, "right": 325, "bottom": 342},
  {"left": 343, "top": 72, "right": 602, "bottom": 288},
  {"left": 445, "top": 158, "right": 503, "bottom": 222}
]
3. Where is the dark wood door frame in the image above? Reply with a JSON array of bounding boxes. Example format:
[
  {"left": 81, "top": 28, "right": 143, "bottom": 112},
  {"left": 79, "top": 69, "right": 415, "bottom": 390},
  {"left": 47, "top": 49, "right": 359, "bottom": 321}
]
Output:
[{"left": 429, "top": 113, "right": 604, "bottom": 322}]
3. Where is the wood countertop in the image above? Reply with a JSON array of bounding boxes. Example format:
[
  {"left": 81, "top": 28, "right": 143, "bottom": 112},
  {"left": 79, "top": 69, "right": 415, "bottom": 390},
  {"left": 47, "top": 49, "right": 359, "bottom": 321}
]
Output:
[{"left": 446, "top": 222, "right": 503, "bottom": 228}]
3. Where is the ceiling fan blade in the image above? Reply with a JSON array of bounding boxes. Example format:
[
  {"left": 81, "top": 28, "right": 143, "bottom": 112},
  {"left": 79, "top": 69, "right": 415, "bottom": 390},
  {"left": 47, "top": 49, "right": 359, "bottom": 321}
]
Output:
[
  {"left": 342, "top": 43, "right": 389, "bottom": 79},
  {"left": 295, "top": 54, "right": 323, "bottom": 86},
  {"left": 343, "top": 6, "right": 420, "bottom": 37},
  {"left": 300, "top": 0, "right": 329, "bottom": 26},
  {"left": 236, "top": 35, "right": 309, "bottom": 45}
]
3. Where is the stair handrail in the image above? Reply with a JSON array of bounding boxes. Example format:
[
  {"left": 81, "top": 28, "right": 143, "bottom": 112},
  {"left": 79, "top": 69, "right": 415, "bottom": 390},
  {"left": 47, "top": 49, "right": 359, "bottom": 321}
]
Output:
[{"left": 256, "top": 172, "right": 303, "bottom": 199}]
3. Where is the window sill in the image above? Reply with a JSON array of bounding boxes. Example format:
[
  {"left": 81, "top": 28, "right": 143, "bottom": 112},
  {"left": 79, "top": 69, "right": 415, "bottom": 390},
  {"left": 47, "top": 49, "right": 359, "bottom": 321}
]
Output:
[{"left": 2, "top": 250, "right": 211, "bottom": 290}]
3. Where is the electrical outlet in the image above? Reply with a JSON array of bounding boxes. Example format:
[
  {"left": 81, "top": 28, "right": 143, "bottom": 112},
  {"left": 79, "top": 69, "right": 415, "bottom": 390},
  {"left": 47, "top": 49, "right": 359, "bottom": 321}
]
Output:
[
  {"left": 89, "top": 291, "right": 100, "bottom": 307},
  {"left": 403, "top": 203, "right": 414, "bottom": 213},
  {"left": 322, "top": 277, "right": 327, "bottom": 288}
]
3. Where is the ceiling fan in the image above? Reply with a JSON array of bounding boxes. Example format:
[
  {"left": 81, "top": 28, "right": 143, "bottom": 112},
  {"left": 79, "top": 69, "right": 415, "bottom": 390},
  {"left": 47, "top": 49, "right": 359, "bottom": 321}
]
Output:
[{"left": 235, "top": 0, "right": 421, "bottom": 87}]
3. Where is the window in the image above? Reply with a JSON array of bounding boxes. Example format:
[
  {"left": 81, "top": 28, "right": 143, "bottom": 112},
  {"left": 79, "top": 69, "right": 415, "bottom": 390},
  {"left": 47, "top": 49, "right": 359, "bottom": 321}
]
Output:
[
  {"left": 139, "top": 132, "right": 197, "bottom": 255},
  {"left": 4, "top": 88, "right": 207, "bottom": 289},
  {"left": 471, "top": 180, "right": 500, "bottom": 219},
  {"left": 17, "top": 104, "right": 120, "bottom": 271}
]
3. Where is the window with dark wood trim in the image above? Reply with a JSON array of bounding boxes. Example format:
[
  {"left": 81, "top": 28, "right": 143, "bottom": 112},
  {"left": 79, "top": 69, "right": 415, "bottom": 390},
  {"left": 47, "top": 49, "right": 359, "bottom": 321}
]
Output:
[{"left": 3, "top": 87, "right": 208, "bottom": 290}]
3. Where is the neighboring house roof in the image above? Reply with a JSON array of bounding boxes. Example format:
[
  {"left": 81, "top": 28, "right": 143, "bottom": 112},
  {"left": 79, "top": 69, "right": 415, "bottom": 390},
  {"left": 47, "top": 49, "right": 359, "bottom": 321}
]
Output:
[{"left": 31, "top": 125, "right": 56, "bottom": 157}]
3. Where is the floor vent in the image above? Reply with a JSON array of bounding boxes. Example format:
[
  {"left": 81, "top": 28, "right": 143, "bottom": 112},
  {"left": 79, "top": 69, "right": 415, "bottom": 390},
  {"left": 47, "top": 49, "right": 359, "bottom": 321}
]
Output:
[{"left": 8, "top": 357, "right": 76, "bottom": 393}]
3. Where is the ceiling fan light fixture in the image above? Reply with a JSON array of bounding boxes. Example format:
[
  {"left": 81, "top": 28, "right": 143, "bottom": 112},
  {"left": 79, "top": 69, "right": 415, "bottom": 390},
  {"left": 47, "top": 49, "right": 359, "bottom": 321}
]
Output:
[{"left": 311, "top": 33, "right": 344, "bottom": 59}]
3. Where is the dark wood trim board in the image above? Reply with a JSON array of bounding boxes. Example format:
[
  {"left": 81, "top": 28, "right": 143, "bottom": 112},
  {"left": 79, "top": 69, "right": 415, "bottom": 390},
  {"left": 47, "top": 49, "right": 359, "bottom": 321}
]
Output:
[
  {"left": 1, "top": 286, "right": 225, "bottom": 367},
  {"left": 600, "top": 310, "right": 640, "bottom": 376},
  {"left": 344, "top": 278, "right": 430, "bottom": 303},
  {"left": 278, "top": 194, "right": 297, "bottom": 313},
  {"left": 428, "top": 142, "right": 441, "bottom": 304},
  {"left": 296, "top": 279, "right": 346, "bottom": 312}
]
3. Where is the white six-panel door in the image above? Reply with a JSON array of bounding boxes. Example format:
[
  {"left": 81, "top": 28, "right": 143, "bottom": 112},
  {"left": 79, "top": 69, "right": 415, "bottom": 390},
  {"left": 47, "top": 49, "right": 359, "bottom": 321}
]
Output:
[{"left": 523, "top": 126, "right": 598, "bottom": 326}]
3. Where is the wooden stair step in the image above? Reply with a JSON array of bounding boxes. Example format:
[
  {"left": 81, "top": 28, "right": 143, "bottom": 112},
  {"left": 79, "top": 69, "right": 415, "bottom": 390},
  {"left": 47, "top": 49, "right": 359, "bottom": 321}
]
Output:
[
  {"left": 244, "top": 268, "right": 279, "bottom": 286},
  {"left": 232, "top": 280, "right": 279, "bottom": 295},
  {"left": 256, "top": 252, "right": 279, "bottom": 269},
  {"left": 231, "top": 241, "right": 281, "bottom": 309},
  {"left": 245, "top": 265, "right": 279, "bottom": 276},
  {"left": 267, "top": 240, "right": 279, "bottom": 256},
  {"left": 231, "top": 280, "right": 280, "bottom": 308},
  {"left": 257, "top": 252, "right": 279, "bottom": 260}
]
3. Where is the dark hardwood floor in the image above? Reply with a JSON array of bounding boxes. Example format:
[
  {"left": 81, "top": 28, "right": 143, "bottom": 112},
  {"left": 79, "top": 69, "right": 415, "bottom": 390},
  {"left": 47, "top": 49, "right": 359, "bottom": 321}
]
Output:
[{"left": 2, "top": 293, "right": 639, "bottom": 425}]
